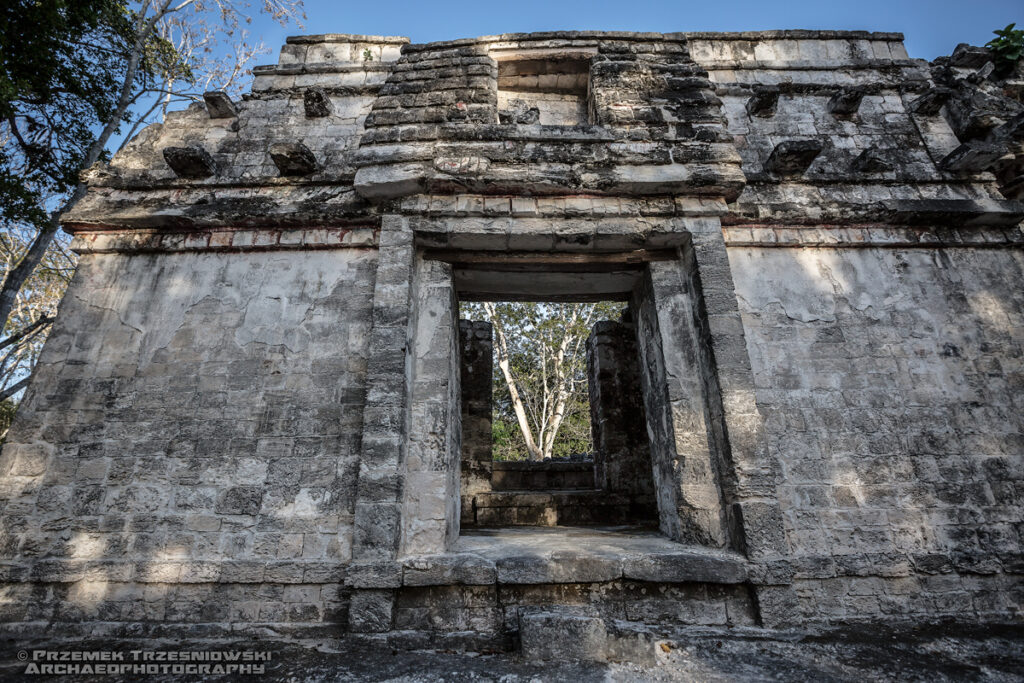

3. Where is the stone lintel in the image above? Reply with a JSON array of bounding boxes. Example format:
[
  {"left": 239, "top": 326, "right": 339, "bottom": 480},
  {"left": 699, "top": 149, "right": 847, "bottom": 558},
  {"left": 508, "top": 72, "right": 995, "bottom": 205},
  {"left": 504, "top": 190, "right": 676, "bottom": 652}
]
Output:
[{"left": 354, "top": 164, "right": 746, "bottom": 202}]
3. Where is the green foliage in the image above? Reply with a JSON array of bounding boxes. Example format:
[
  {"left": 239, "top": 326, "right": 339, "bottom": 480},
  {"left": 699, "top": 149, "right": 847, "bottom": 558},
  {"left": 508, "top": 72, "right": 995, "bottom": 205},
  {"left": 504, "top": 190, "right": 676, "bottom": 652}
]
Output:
[
  {"left": 464, "top": 300, "right": 625, "bottom": 461},
  {"left": 0, "top": 0, "right": 138, "bottom": 226},
  {"left": 986, "top": 23, "right": 1024, "bottom": 75},
  {"left": 0, "top": 399, "right": 17, "bottom": 442},
  {"left": 490, "top": 416, "right": 519, "bottom": 460}
]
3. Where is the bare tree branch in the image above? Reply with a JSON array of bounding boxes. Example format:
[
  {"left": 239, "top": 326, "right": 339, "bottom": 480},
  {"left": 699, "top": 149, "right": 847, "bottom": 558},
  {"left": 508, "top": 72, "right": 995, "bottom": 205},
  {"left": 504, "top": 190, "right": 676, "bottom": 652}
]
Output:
[{"left": 0, "top": 376, "right": 31, "bottom": 403}]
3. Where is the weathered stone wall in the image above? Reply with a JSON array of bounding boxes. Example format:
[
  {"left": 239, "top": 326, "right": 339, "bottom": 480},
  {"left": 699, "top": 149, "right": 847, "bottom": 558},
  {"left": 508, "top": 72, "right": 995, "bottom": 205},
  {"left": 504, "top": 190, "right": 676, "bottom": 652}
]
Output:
[
  {"left": 0, "top": 245, "right": 377, "bottom": 633},
  {"left": 586, "top": 319, "right": 657, "bottom": 520},
  {"left": 633, "top": 262, "right": 733, "bottom": 548},
  {"left": 459, "top": 319, "right": 492, "bottom": 526},
  {"left": 490, "top": 461, "right": 595, "bottom": 491},
  {"left": 729, "top": 245, "right": 1024, "bottom": 621},
  {"left": 3, "top": 27, "right": 1022, "bottom": 644},
  {"left": 393, "top": 579, "right": 757, "bottom": 637},
  {"left": 401, "top": 257, "right": 461, "bottom": 555}
]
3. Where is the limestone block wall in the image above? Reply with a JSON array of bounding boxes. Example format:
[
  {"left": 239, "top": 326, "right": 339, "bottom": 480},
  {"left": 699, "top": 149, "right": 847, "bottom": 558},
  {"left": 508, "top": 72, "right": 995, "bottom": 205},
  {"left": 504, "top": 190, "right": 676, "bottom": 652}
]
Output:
[
  {"left": 459, "top": 319, "right": 493, "bottom": 526},
  {"left": 586, "top": 320, "right": 655, "bottom": 500},
  {"left": 728, "top": 244, "right": 1024, "bottom": 622},
  {"left": 401, "top": 257, "right": 461, "bottom": 555},
  {"left": 0, "top": 245, "right": 377, "bottom": 633},
  {"left": 633, "top": 264, "right": 732, "bottom": 548},
  {"left": 4, "top": 27, "right": 1022, "bottom": 638}
]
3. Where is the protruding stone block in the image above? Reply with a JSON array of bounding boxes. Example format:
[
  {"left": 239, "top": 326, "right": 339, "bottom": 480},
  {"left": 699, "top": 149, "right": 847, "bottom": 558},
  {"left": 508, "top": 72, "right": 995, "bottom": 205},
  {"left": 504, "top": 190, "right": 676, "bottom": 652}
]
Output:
[
  {"left": 764, "top": 140, "right": 823, "bottom": 177},
  {"left": 162, "top": 146, "right": 216, "bottom": 178},
  {"left": 939, "top": 141, "right": 1005, "bottom": 173},
  {"left": 1000, "top": 173, "right": 1024, "bottom": 200},
  {"left": 303, "top": 87, "right": 333, "bottom": 117},
  {"left": 745, "top": 88, "right": 779, "bottom": 117},
  {"left": 202, "top": 90, "right": 238, "bottom": 118},
  {"left": 519, "top": 610, "right": 608, "bottom": 662},
  {"left": 269, "top": 142, "right": 318, "bottom": 176},
  {"left": 853, "top": 148, "right": 894, "bottom": 173},
  {"left": 827, "top": 88, "right": 864, "bottom": 116},
  {"left": 909, "top": 87, "right": 953, "bottom": 115}
]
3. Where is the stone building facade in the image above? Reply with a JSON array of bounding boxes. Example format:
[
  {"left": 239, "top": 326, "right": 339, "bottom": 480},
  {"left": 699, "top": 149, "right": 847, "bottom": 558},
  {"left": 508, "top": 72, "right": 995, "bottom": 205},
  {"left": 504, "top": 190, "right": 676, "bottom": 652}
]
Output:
[{"left": 0, "top": 30, "right": 1022, "bottom": 651}]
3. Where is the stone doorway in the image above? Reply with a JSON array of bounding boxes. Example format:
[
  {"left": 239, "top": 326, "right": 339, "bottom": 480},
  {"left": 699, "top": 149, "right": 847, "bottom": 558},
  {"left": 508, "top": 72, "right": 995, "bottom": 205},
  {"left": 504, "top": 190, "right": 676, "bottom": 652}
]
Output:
[
  {"left": 394, "top": 237, "right": 754, "bottom": 561},
  {"left": 397, "top": 249, "right": 739, "bottom": 554},
  {"left": 458, "top": 308, "right": 658, "bottom": 529}
]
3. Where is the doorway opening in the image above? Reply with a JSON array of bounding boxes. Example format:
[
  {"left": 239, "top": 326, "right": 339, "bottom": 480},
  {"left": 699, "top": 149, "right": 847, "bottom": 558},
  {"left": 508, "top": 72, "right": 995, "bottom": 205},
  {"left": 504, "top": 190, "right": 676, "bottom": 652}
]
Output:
[
  {"left": 404, "top": 249, "right": 735, "bottom": 555},
  {"left": 455, "top": 272, "right": 658, "bottom": 530}
]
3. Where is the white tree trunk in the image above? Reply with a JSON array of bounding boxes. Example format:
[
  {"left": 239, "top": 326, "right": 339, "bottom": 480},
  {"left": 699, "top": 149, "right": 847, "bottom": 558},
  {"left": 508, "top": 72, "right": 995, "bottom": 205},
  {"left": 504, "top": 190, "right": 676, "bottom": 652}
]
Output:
[{"left": 484, "top": 303, "right": 543, "bottom": 460}]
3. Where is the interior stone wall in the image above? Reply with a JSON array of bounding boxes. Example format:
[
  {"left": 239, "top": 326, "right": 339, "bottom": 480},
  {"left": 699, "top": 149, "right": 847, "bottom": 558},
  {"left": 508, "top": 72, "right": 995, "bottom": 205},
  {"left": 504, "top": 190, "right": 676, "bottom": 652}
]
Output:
[
  {"left": 633, "top": 263, "right": 732, "bottom": 548},
  {"left": 459, "top": 320, "right": 493, "bottom": 527},
  {"left": 729, "top": 244, "right": 1024, "bottom": 621},
  {"left": 587, "top": 320, "right": 656, "bottom": 503},
  {"left": 0, "top": 246, "right": 377, "bottom": 633}
]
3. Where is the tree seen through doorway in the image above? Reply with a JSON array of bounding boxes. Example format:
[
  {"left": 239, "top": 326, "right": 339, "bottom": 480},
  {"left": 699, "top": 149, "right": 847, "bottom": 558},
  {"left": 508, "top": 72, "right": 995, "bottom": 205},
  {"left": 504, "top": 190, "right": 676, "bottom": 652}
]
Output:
[{"left": 461, "top": 300, "right": 625, "bottom": 461}]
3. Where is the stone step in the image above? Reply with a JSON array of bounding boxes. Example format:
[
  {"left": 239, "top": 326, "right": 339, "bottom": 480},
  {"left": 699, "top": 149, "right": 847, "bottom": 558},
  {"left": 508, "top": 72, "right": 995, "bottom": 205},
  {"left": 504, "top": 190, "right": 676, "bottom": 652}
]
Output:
[
  {"left": 469, "top": 489, "right": 657, "bottom": 526},
  {"left": 490, "top": 460, "right": 596, "bottom": 491}
]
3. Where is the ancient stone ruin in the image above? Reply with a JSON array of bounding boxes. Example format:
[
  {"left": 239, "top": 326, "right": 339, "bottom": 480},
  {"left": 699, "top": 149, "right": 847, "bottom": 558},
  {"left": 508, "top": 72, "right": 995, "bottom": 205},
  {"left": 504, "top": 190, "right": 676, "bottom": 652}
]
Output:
[{"left": 1, "top": 30, "right": 1022, "bottom": 658}]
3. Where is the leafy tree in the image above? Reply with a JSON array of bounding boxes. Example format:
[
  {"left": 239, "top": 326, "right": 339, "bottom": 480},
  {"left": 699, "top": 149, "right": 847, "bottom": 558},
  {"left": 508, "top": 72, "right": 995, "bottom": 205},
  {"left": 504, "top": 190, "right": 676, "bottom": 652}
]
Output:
[
  {"left": 0, "top": 0, "right": 133, "bottom": 228},
  {"left": 0, "top": 0, "right": 303, "bottom": 411},
  {"left": 463, "top": 301, "right": 624, "bottom": 461}
]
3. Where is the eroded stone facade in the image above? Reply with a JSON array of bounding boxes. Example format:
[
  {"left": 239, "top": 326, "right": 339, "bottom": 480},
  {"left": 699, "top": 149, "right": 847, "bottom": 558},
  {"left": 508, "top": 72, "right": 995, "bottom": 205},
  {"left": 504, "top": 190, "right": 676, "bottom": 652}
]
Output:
[{"left": 1, "top": 30, "right": 1022, "bottom": 649}]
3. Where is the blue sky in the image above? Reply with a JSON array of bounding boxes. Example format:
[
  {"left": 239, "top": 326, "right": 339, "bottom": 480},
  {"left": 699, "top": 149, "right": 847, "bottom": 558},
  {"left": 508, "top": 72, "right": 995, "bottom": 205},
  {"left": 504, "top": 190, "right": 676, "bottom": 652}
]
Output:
[{"left": 254, "top": 0, "right": 1020, "bottom": 63}]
